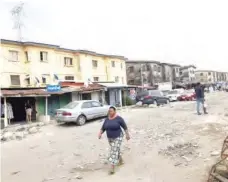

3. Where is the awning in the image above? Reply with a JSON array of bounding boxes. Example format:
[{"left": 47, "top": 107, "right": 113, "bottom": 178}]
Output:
[
  {"left": 1, "top": 89, "right": 50, "bottom": 97},
  {"left": 79, "top": 83, "right": 105, "bottom": 93},
  {"left": 1, "top": 86, "right": 80, "bottom": 97},
  {"left": 99, "top": 82, "right": 128, "bottom": 88}
]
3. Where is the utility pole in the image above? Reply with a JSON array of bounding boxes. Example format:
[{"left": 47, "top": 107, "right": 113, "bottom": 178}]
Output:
[{"left": 11, "top": 2, "right": 25, "bottom": 41}]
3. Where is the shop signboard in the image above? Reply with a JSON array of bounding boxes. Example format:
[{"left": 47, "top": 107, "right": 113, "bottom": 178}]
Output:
[{"left": 46, "top": 84, "right": 61, "bottom": 92}]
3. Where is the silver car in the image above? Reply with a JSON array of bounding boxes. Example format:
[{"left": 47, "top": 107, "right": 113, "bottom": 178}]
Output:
[{"left": 55, "top": 100, "right": 110, "bottom": 125}]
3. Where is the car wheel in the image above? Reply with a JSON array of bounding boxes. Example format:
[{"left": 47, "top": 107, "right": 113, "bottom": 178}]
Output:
[{"left": 76, "top": 115, "right": 86, "bottom": 126}]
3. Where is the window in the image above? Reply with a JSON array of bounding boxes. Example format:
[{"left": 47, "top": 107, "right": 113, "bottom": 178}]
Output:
[
  {"left": 154, "top": 65, "right": 157, "bottom": 71},
  {"left": 42, "top": 77, "right": 46, "bottom": 84},
  {"left": 9, "top": 50, "right": 18, "bottom": 62},
  {"left": 129, "top": 66, "right": 134, "bottom": 73},
  {"left": 65, "top": 76, "right": 74, "bottom": 80},
  {"left": 157, "top": 66, "right": 161, "bottom": 72},
  {"left": 25, "top": 77, "right": 30, "bottom": 85},
  {"left": 92, "top": 60, "right": 98, "bottom": 68},
  {"left": 121, "top": 63, "right": 123, "bottom": 69},
  {"left": 40, "top": 51, "right": 48, "bottom": 62},
  {"left": 93, "top": 77, "right": 99, "bottom": 82},
  {"left": 208, "top": 72, "right": 211, "bottom": 75},
  {"left": 200, "top": 73, "right": 203, "bottom": 76},
  {"left": 115, "top": 76, "right": 119, "bottom": 82},
  {"left": 64, "top": 57, "right": 73, "bottom": 66},
  {"left": 91, "top": 101, "right": 101, "bottom": 107},
  {"left": 208, "top": 78, "right": 212, "bottom": 81},
  {"left": 10, "top": 75, "right": 20, "bottom": 85},
  {"left": 128, "top": 80, "right": 134, "bottom": 85},
  {"left": 25, "top": 51, "right": 29, "bottom": 62},
  {"left": 111, "top": 61, "right": 115, "bottom": 67},
  {"left": 81, "top": 102, "right": 92, "bottom": 109}
]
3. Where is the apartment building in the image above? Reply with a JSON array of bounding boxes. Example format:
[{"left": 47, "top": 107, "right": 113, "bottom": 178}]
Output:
[
  {"left": 180, "top": 65, "right": 196, "bottom": 82},
  {"left": 0, "top": 39, "right": 127, "bottom": 88},
  {"left": 172, "top": 64, "right": 181, "bottom": 82},
  {"left": 126, "top": 60, "right": 162, "bottom": 86},
  {"left": 195, "top": 70, "right": 217, "bottom": 83},
  {"left": 161, "top": 63, "right": 174, "bottom": 82}
]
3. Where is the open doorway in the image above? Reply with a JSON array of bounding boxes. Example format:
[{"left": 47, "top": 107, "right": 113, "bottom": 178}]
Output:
[
  {"left": 81, "top": 93, "right": 91, "bottom": 100},
  {"left": 1, "top": 97, "right": 36, "bottom": 124}
]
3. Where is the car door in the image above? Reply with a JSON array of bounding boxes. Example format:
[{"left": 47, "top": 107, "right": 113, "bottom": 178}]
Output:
[
  {"left": 91, "top": 101, "right": 103, "bottom": 118},
  {"left": 81, "top": 101, "right": 93, "bottom": 120}
]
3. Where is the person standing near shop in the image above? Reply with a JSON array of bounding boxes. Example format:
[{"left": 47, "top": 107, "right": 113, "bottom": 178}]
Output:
[{"left": 25, "top": 100, "right": 32, "bottom": 123}]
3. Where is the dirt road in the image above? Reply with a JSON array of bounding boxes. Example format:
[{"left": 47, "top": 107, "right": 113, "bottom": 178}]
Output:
[{"left": 1, "top": 91, "right": 228, "bottom": 182}]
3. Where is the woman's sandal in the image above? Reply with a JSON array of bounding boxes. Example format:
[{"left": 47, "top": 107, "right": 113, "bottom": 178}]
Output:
[{"left": 108, "top": 168, "right": 115, "bottom": 175}]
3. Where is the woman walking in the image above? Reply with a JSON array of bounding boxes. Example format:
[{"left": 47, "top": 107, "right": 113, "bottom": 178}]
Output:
[{"left": 98, "top": 106, "right": 130, "bottom": 174}]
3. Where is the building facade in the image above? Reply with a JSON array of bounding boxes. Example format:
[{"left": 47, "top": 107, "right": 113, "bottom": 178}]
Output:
[
  {"left": 180, "top": 65, "right": 196, "bottom": 83},
  {"left": 126, "top": 60, "right": 162, "bottom": 86},
  {"left": 195, "top": 70, "right": 217, "bottom": 83},
  {"left": 0, "top": 39, "right": 127, "bottom": 88},
  {"left": 161, "top": 63, "right": 173, "bottom": 82}
]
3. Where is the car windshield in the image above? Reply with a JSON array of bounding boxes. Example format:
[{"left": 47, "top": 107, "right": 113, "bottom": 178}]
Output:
[
  {"left": 63, "top": 102, "right": 79, "bottom": 109},
  {"left": 168, "top": 90, "right": 178, "bottom": 94},
  {"left": 162, "top": 90, "right": 169, "bottom": 95},
  {"left": 149, "top": 90, "right": 163, "bottom": 96}
]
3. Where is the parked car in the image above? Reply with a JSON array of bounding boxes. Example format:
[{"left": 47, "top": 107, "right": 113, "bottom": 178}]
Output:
[
  {"left": 166, "top": 90, "right": 181, "bottom": 101},
  {"left": 55, "top": 100, "right": 110, "bottom": 125},
  {"left": 137, "top": 90, "right": 170, "bottom": 105},
  {"left": 161, "top": 90, "right": 170, "bottom": 96},
  {"left": 178, "top": 90, "right": 196, "bottom": 101}
]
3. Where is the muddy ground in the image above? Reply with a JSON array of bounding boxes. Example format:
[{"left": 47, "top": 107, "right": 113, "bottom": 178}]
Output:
[{"left": 1, "top": 91, "right": 228, "bottom": 182}]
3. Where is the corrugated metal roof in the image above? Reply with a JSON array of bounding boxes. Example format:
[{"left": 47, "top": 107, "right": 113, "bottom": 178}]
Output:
[
  {"left": 1, "top": 89, "right": 49, "bottom": 96},
  {"left": 1, "top": 87, "right": 80, "bottom": 97},
  {"left": 99, "top": 83, "right": 128, "bottom": 88}
]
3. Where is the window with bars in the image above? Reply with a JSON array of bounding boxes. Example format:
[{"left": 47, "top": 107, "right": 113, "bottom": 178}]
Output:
[
  {"left": 64, "top": 57, "right": 73, "bottom": 66},
  {"left": 93, "top": 77, "right": 99, "bottom": 81},
  {"left": 129, "top": 66, "right": 134, "bottom": 73},
  {"left": 65, "top": 76, "right": 74, "bottom": 80},
  {"left": 8, "top": 50, "right": 19, "bottom": 62},
  {"left": 40, "top": 51, "right": 48, "bottom": 62},
  {"left": 111, "top": 61, "right": 115, "bottom": 67},
  {"left": 10, "top": 75, "right": 20, "bottom": 85},
  {"left": 115, "top": 76, "right": 119, "bottom": 82},
  {"left": 92, "top": 60, "right": 98, "bottom": 68}
]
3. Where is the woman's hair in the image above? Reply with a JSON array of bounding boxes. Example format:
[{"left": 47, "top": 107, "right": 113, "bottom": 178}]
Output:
[{"left": 109, "top": 106, "right": 116, "bottom": 111}]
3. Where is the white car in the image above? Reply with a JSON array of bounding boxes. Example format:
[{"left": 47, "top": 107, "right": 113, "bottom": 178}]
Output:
[
  {"left": 55, "top": 100, "right": 110, "bottom": 125},
  {"left": 166, "top": 90, "right": 181, "bottom": 101}
]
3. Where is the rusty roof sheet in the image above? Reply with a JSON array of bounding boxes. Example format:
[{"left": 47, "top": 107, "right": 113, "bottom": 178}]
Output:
[
  {"left": 1, "top": 89, "right": 49, "bottom": 96},
  {"left": 1, "top": 87, "right": 80, "bottom": 97},
  {"left": 79, "top": 83, "right": 105, "bottom": 92}
]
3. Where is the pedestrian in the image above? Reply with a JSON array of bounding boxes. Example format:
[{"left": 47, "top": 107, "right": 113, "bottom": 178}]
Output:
[
  {"left": 195, "top": 83, "right": 208, "bottom": 115},
  {"left": 25, "top": 100, "right": 32, "bottom": 123},
  {"left": 98, "top": 106, "right": 130, "bottom": 174}
]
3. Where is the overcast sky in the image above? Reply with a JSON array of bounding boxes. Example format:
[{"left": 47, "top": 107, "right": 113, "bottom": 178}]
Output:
[{"left": 1, "top": 0, "right": 228, "bottom": 71}]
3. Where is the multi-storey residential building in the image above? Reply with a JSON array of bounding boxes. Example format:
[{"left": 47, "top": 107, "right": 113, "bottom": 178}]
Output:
[
  {"left": 195, "top": 70, "right": 217, "bottom": 83},
  {"left": 215, "top": 71, "right": 228, "bottom": 82},
  {"left": 172, "top": 64, "right": 181, "bottom": 82},
  {"left": 180, "top": 65, "right": 196, "bottom": 82},
  {"left": 0, "top": 39, "right": 127, "bottom": 88},
  {"left": 0, "top": 39, "right": 127, "bottom": 126},
  {"left": 126, "top": 60, "right": 162, "bottom": 86},
  {"left": 161, "top": 63, "right": 173, "bottom": 82}
]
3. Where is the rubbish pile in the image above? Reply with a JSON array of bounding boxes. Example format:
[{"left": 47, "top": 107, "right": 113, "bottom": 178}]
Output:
[{"left": 158, "top": 142, "right": 199, "bottom": 166}]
